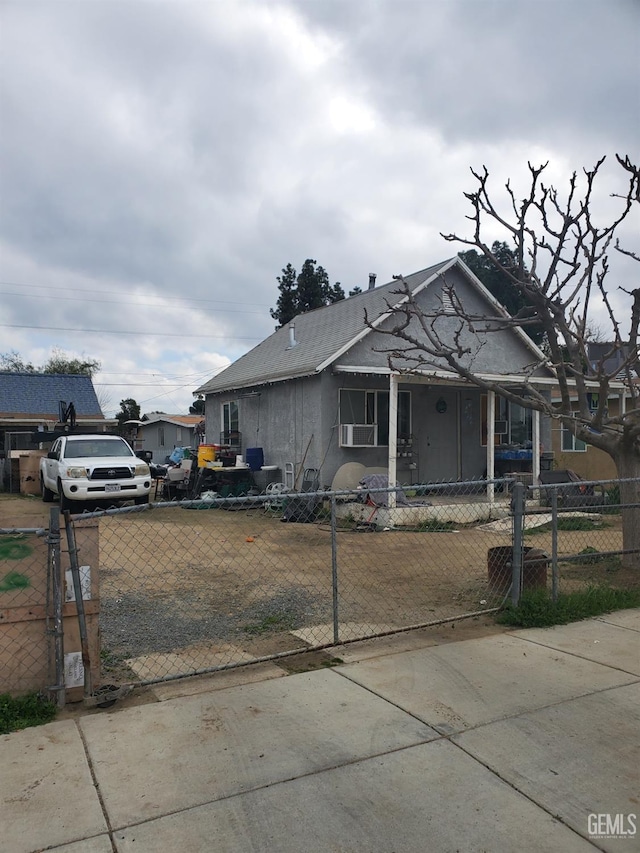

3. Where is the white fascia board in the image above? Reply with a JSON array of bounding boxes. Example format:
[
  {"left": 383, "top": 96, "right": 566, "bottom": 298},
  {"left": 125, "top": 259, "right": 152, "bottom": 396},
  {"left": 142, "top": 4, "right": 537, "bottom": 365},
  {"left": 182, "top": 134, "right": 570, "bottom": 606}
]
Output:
[
  {"left": 333, "top": 365, "right": 559, "bottom": 386},
  {"left": 0, "top": 416, "right": 115, "bottom": 425},
  {"left": 141, "top": 417, "right": 196, "bottom": 429},
  {"left": 201, "top": 369, "right": 318, "bottom": 396},
  {"left": 333, "top": 364, "right": 627, "bottom": 392},
  {"left": 315, "top": 263, "right": 452, "bottom": 374}
]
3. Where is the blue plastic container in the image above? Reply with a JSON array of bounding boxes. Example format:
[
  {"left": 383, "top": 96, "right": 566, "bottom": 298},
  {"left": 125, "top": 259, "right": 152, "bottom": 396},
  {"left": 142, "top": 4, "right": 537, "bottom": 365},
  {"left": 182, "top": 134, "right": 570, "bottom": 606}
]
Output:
[{"left": 245, "top": 447, "right": 264, "bottom": 471}]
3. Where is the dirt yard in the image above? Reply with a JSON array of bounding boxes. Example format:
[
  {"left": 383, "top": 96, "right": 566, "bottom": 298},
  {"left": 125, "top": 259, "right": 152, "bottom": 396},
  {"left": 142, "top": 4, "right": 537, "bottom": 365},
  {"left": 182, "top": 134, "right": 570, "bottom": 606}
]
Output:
[{"left": 2, "top": 493, "right": 631, "bottom": 686}]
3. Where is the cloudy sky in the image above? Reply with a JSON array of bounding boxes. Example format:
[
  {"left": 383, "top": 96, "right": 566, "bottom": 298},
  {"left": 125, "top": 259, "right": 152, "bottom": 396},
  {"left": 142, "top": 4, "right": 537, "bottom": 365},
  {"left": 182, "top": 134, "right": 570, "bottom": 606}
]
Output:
[{"left": 1, "top": 0, "right": 638, "bottom": 418}]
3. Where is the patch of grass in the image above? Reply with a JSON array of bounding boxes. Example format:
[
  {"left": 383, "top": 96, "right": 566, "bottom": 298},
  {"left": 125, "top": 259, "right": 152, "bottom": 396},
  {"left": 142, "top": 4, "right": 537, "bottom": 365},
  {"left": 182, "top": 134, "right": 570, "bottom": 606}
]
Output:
[
  {"left": 527, "top": 516, "right": 607, "bottom": 534},
  {"left": 496, "top": 585, "right": 640, "bottom": 628},
  {"left": 243, "top": 612, "right": 297, "bottom": 635},
  {"left": 0, "top": 692, "right": 57, "bottom": 734},
  {"left": 412, "top": 519, "right": 458, "bottom": 532},
  {"left": 603, "top": 484, "right": 621, "bottom": 514}
]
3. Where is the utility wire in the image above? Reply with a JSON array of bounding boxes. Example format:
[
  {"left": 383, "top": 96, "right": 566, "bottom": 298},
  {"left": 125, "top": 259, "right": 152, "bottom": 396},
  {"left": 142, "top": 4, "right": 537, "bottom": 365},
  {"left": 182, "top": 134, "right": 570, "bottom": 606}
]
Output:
[
  {"left": 1, "top": 289, "right": 266, "bottom": 314},
  {"left": 0, "top": 323, "right": 262, "bottom": 340},
  {"left": 0, "top": 279, "right": 272, "bottom": 308}
]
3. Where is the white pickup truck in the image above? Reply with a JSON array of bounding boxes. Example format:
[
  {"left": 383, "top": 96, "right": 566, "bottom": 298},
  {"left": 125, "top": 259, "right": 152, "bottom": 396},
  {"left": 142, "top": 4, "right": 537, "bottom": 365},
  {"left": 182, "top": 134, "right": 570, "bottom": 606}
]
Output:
[{"left": 40, "top": 434, "right": 151, "bottom": 510}]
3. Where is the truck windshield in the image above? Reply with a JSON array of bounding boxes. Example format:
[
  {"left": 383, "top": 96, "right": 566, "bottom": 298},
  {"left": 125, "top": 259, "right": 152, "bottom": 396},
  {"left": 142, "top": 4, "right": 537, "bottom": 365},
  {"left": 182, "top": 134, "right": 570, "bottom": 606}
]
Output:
[{"left": 64, "top": 439, "right": 134, "bottom": 459}]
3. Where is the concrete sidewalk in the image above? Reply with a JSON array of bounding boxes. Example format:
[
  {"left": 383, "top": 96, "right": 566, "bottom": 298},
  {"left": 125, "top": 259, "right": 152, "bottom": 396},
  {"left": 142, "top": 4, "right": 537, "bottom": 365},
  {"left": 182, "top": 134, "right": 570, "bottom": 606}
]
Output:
[{"left": 2, "top": 611, "right": 639, "bottom": 853}]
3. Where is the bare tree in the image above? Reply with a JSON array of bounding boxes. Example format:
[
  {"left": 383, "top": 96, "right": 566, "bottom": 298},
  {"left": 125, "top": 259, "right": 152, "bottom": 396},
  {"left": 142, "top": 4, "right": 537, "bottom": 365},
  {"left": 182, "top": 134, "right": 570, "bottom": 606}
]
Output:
[{"left": 369, "top": 155, "right": 639, "bottom": 567}]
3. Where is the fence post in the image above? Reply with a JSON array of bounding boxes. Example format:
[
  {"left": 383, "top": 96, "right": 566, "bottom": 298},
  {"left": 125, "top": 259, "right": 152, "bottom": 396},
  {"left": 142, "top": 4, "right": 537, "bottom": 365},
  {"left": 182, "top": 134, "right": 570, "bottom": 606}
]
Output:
[
  {"left": 330, "top": 496, "right": 339, "bottom": 644},
  {"left": 64, "top": 511, "right": 93, "bottom": 698},
  {"left": 511, "top": 482, "right": 525, "bottom": 607},
  {"left": 551, "top": 489, "right": 559, "bottom": 603},
  {"left": 46, "top": 507, "right": 65, "bottom": 708}
]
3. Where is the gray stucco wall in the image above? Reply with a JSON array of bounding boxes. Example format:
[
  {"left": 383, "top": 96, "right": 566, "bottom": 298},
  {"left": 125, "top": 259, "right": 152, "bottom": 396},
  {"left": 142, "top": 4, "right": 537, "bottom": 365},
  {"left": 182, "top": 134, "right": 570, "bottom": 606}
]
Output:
[
  {"left": 339, "top": 266, "right": 545, "bottom": 376},
  {"left": 204, "top": 376, "right": 552, "bottom": 490},
  {"left": 206, "top": 378, "right": 326, "bottom": 486}
]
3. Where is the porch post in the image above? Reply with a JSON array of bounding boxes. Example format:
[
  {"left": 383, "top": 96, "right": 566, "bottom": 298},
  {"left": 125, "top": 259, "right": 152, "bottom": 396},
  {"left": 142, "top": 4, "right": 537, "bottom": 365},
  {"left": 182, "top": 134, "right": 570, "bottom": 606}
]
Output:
[
  {"left": 388, "top": 373, "right": 398, "bottom": 509},
  {"left": 486, "top": 390, "right": 495, "bottom": 504},
  {"left": 532, "top": 407, "right": 540, "bottom": 487}
]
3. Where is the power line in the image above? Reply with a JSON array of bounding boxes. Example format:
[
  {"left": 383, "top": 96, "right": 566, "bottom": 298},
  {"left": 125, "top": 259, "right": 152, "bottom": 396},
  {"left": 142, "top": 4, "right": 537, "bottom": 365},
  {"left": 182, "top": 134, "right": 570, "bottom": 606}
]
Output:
[
  {"left": 1, "top": 289, "right": 267, "bottom": 315},
  {"left": 0, "top": 323, "right": 262, "bottom": 340},
  {"left": 0, "top": 279, "right": 272, "bottom": 308}
]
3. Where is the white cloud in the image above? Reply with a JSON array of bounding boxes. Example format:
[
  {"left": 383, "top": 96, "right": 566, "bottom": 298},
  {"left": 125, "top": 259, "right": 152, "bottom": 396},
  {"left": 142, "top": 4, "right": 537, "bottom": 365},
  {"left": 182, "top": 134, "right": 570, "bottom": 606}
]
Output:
[{"left": 1, "top": 0, "right": 637, "bottom": 416}]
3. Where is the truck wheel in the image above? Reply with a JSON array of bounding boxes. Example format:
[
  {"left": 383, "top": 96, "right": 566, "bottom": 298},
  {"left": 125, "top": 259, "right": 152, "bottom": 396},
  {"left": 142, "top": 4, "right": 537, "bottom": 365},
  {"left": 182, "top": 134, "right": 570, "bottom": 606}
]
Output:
[
  {"left": 134, "top": 495, "right": 150, "bottom": 506},
  {"left": 41, "top": 476, "right": 55, "bottom": 503},
  {"left": 58, "top": 482, "right": 72, "bottom": 512}
]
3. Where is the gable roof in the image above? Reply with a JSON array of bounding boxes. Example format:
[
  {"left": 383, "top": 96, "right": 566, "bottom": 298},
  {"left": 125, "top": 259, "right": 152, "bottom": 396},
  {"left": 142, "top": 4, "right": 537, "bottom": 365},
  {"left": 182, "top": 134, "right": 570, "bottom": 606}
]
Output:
[
  {"left": 195, "top": 257, "right": 548, "bottom": 395},
  {"left": 0, "top": 372, "right": 104, "bottom": 418}
]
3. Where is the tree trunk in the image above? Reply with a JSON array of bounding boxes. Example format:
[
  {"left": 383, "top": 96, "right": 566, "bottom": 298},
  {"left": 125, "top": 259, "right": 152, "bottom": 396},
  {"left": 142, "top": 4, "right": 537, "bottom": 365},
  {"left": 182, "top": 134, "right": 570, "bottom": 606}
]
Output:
[{"left": 615, "top": 448, "right": 640, "bottom": 570}]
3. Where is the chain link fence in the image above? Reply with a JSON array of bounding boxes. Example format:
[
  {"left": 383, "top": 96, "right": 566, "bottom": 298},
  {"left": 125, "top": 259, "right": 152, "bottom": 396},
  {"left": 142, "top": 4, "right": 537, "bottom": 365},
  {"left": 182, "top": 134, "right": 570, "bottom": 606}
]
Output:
[
  {"left": 2, "top": 476, "right": 638, "bottom": 700},
  {"left": 522, "top": 477, "right": 638, "bottom": 601},
  {"left": 0, "top": 513, "right": 61, "bottom": 700},
  {"left": 93, "top": 478, "right": 525, "bottom": 687}
]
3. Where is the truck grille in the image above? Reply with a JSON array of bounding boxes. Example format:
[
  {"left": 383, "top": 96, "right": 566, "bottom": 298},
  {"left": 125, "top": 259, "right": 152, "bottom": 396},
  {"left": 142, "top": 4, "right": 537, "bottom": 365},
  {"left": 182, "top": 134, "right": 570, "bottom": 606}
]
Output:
[{"left": 90, "top": 466, "right": 133, "bottom": 480}]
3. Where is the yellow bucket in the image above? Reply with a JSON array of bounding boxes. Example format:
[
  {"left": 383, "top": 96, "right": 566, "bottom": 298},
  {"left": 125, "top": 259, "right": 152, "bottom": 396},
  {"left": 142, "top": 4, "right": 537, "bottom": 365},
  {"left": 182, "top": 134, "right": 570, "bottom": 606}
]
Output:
[{"left": 197, "top": 445, "right": 216, "bottom": 468}]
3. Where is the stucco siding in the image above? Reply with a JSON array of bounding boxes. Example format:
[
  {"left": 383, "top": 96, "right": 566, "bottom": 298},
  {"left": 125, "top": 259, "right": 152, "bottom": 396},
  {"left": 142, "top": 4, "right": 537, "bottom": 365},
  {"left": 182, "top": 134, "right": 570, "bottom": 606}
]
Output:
[{"left": 337, "top": 268, "right": 544, "bottom": 377}]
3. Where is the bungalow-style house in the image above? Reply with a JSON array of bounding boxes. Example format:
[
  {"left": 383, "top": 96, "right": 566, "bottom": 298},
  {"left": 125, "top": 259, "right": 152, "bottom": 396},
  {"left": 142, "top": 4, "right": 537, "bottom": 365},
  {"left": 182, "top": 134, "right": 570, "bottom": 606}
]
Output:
[
  {"left": 136, "top": 414, "right": 204, "bottom": 462},
  {"left": 0, "top": 372, "right": 114, "bottom": 492},
  {"left": 195, "top": 258, "right": 558, "bottom": 498}
]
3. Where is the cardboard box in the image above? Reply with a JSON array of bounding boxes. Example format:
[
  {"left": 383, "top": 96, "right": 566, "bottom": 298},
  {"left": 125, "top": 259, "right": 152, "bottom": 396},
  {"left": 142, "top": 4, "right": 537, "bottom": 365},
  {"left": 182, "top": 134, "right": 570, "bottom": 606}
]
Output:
[{"left": 17, "top": 450, "right": 46, "bottom": 496}]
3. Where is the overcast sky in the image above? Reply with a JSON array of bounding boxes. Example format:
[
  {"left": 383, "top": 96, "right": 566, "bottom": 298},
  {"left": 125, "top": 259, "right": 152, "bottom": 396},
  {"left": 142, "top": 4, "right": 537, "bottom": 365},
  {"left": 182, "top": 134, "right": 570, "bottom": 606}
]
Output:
[{"left": 1, "top": 0, "right": 638, "bottom": 418}]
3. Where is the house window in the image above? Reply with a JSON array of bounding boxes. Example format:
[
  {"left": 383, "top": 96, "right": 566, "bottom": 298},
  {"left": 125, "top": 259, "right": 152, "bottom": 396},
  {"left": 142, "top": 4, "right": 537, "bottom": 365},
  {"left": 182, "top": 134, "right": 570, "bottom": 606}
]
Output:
[
  {"left": 158, "top": 426, "right": 165, "bottom": 447},
  {"left": 561, "top": 420, "right": 587, "bottom": 452},
  {"left": 339, "top": 389, "right": 411, "bottom": 446},
  {"left": 176, "top": 427, "right": 182, "bottom": 442},
  {"left": 481, "top": 395, "right": 532, "bottom": 446},
  {"left": 222, "top": 400, "right": 239, "bottom": 443}
]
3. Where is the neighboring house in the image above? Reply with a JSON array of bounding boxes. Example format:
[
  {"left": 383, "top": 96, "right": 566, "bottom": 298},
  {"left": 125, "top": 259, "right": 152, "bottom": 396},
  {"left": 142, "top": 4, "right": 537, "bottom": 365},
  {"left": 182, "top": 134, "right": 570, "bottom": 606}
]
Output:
[
  {"left": 551, "top": 342, "right": 636, "bottom": 480},
  {"left": 0, "top": 371, "right": 114, "bottom": 492},
  {"left": 136, "top": 414, "right": 203, "bottom": 462},
  {"left": 0, "top": 371, "right": 110, "bottom": 451},
  {"left": 195, "top": 257, "right": 558, "bottom": 493}
]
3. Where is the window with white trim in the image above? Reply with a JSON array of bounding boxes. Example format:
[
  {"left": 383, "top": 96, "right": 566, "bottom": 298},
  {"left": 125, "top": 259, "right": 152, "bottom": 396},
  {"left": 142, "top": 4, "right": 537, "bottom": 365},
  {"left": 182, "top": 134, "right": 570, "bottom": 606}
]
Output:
[
  {"left": 222, "top": 400, "right": 239, "bottom": 443},
  {"left": 561, "top": 420, "right": 587, "bottom": 452},
  {"left": 339, "top": 389, "right": 411, "bottom": 446}
]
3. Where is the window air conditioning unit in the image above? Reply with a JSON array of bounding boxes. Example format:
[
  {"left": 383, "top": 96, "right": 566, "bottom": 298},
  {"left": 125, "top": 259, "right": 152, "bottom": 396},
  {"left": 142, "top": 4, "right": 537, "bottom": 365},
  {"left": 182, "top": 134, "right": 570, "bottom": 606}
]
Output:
[{"left": 340, "top": 424, "right": 377, "bottom": 447}]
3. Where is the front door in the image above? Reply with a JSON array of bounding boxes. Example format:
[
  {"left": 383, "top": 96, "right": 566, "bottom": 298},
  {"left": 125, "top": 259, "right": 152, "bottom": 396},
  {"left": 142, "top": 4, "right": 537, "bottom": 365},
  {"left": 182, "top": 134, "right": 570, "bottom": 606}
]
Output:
[{"left": 423, "top": 389, "right": 459, "bottom": 481}]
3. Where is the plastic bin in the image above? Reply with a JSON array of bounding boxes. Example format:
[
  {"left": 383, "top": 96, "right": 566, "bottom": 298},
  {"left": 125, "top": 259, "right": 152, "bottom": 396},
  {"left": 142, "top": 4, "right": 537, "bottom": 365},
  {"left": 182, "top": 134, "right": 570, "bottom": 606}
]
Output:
[{"left": 245, "top": 447, "right": 264, "bottom": 471}]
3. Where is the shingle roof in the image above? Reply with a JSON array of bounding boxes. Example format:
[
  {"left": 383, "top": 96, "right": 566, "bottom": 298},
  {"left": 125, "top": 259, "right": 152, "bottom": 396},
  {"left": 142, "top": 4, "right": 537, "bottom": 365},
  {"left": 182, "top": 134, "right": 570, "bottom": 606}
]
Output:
[
  {"left": 0, "top": 372, "right": 104, "bottom": 417},
  {"left": 140, "top": 414, "right": 203, "bottom": 427},
  {"left": 195, "top": 260, "right": 455, "bottom": 395}
]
